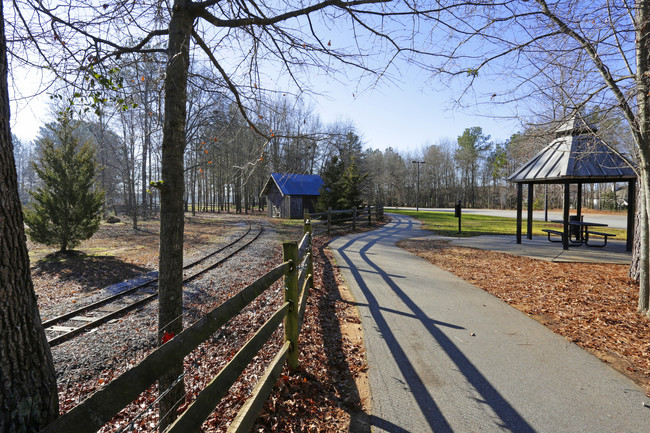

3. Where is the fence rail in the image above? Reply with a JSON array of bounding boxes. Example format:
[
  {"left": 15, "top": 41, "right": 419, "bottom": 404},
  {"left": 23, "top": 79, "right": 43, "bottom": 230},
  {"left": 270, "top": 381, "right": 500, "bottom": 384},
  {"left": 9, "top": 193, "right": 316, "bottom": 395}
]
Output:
[
  {"left": 41, "top": 219, "right": 315, "bottom": 433},
  {"left": 311, "top": 205, "right": 384, "bottom": 234}
]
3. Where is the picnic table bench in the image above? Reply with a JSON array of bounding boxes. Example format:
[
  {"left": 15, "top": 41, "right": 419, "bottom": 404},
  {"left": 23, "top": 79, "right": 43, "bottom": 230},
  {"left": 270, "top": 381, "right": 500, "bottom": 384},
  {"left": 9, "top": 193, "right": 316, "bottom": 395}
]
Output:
[
  {"left": 541, "top": 228, "right": 564, "bottom": 243},
  {"left": 584, "top": 229, "right": 616, "bottom": 247}
]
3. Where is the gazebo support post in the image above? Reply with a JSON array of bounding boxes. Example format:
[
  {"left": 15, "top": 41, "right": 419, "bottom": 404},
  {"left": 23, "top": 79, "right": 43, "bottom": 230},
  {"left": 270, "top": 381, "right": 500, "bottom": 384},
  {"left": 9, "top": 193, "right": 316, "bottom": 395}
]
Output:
[
  {"left": 628, "top": 179, "right": 636, "bottom": 252},
  {"left": 516, "top": 183, "right": 523, "bottom": 244},
  {"left": 576, "top": 182, "right": 583, "bottom": 221},
  {"left": 527, "top": 183, "right": 533, "bottom": 239},
  {"left": 544, "top": 185, "right": 548, "bottom": 221},
  {"left": 563, "top": 182, "right": 570, "bottom": 250}
]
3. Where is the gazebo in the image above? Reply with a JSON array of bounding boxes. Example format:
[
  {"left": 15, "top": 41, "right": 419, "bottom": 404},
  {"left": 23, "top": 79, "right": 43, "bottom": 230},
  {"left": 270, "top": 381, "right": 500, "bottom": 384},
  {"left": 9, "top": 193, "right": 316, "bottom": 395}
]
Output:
[{"left": 508, "top": 114, "right": 637, "bottom": 251}]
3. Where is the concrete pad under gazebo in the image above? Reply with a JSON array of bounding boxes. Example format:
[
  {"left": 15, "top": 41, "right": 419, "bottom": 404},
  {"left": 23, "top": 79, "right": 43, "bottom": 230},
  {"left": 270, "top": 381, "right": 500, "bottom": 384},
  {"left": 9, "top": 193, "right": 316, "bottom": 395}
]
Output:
[{"left": 508, "top": 114, "right": 637, "bottom": 251}]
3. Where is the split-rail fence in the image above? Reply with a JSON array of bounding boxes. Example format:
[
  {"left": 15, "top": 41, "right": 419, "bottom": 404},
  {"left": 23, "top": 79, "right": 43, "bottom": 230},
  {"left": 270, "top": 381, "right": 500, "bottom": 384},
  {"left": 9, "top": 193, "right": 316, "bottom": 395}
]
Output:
[
  {"left": 40, "top": 218, "right": 315, "bottom": 433},
  {"left": 311, "top": 205, "right": 384, "bottom": 234},
  {"left": 39, "top": 205, "right": 383, "bottom": 433}
]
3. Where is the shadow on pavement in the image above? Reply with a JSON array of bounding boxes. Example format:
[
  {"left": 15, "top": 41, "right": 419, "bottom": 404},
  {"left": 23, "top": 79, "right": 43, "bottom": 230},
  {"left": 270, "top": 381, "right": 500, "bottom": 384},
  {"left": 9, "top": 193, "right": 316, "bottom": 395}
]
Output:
[{"left": 335, "top": 215, "right": 537, "bottom": 433}]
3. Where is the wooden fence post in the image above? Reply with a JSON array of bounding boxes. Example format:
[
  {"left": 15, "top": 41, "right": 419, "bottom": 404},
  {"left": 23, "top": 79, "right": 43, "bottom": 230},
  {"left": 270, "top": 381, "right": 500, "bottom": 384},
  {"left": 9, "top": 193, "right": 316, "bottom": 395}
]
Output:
[
  {"left": 283, "top": 241, "right": 299, "bottom": 370},
  {"left": 368, "top": 204, "right": 372, "bottom": 225},
  {"left": 352, "top": 207, "right": 357, "bottom": 230},
  {"left": 304, "top": 212, "right": 313, "bottom": 291},
  {"left": 327, "top": 207, "right": 332, "bottom": 235}
]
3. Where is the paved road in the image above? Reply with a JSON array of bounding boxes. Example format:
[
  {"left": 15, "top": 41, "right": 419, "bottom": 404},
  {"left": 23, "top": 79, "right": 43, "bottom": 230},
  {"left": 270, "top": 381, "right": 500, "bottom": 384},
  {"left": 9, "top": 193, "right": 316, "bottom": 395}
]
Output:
[
  {"left": 330, "top": 214, "right": 649, "bottom": 432},
  {"left": 391, "top": 207, "right": 628, "bottom": 229}
]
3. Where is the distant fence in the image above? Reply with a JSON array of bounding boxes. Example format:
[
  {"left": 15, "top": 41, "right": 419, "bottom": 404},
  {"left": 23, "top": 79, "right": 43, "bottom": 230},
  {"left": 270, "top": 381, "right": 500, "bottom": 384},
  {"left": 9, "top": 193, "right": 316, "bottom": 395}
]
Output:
[
  {"left": 41, "top": 219, "right": 315, "bottom": 433},
  {"left": 311, "top": 205, "right": 384, "bottom": 235}
]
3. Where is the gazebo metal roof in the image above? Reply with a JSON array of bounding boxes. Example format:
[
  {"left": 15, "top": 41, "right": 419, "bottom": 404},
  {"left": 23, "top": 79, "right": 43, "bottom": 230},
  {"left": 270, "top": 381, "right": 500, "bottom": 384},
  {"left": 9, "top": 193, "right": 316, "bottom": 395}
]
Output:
[{"left": 508, "top": 118, "right": 636, "bottom": 184}]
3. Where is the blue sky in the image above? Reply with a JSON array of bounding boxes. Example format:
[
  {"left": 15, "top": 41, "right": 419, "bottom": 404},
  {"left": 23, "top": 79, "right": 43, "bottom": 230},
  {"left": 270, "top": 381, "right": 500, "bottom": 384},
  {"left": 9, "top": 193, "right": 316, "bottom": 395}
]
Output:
[
  {"left": 9, "top": 66, "right": 53, "bottom": 144},
  {"left": 314, "top": 80, "right": 521, "bottom": 153},
  {"left": 10, "top": 72, "right": 522, "bottom": 154}
]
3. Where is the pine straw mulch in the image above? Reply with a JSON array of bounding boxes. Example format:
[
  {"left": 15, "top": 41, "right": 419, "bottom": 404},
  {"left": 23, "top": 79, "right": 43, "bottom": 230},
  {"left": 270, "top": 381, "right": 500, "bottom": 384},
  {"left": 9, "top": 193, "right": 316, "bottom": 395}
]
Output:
[{"left": 397, "top": 239, "right": 650, "bottom": 395}]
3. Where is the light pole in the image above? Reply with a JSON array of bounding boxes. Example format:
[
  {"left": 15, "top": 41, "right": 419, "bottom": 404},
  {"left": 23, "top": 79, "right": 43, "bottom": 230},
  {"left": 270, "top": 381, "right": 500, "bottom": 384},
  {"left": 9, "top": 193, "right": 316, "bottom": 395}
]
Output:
[{"left": 412, "top": 160, "right": 425, "bottom": 211}]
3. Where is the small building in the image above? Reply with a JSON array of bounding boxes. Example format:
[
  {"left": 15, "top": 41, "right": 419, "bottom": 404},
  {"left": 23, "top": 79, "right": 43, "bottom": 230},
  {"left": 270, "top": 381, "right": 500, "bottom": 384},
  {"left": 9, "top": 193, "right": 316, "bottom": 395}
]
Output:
[{"left": 260, "top": 173, "right": 324, "bottom": 219}]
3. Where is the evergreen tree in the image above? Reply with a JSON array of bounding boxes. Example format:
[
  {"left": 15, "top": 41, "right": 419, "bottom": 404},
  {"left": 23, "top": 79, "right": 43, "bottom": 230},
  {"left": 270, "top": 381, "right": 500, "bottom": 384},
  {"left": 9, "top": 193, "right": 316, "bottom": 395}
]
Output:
[
  {"left": 24, "top": 113, "right": 105, "bottom": 252},
  {"left": 455, "top": 127, "right": 491, "bottom": 207},
  {"left": 317, "top": 156, "right": 367, "bottom": 212},
  {"left": 317, "top": 155, "right": 345, "bottom": 212},
  {"left": 340, "top": 157, "right": 367, "bottom": 209}
]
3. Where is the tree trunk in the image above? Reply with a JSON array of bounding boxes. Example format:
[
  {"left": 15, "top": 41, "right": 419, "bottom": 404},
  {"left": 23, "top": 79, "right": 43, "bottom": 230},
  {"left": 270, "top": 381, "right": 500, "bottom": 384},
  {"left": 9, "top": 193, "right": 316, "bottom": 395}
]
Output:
[
  {"left": 633, "top": 0, "right": 650, "bottom": 315},
  {"left": 637, "top": 184, "right": 649, "bottom": 312},
  {"left": 629, "top": 183, "right": 644, "bottom": 281},
  {"left": 0, "top": 3, "right": 59, "bottom": 428},
  {"left": 638, "top": 168, "right": 650, "bottom": 314},
  {"left": 142, "top": 80, "right": 150, "bottom": 217},
  {"left": 236, "top": 175, "right": 242, "bottom": 213},
  {"left": 158, "top": 1, "right": 193, "bottom": 429},
  {"left": 191, "top": 166, "right": 196, "bottom": 216},
  {"left": 149, "top": 147, "right": 154, "bottom": 215}
]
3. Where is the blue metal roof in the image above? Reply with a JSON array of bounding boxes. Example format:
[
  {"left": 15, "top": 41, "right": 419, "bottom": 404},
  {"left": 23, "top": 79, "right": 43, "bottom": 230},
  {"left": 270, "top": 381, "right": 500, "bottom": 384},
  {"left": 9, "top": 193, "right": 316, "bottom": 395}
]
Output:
[{"left": 264, "top": 173, "right": 324, "bottom": 196}]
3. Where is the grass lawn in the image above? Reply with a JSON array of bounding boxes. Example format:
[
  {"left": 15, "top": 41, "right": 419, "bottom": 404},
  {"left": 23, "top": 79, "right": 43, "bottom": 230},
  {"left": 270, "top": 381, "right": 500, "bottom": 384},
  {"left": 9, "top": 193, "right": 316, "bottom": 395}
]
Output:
[{"left": 389, "top": 209, "right": 628, "bottom": 240}]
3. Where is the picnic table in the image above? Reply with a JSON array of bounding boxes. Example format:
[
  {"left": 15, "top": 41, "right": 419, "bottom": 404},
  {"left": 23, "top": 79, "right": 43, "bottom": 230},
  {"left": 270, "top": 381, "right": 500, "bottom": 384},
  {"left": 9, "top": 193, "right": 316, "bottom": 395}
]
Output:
[{"left": 544, "top": 218, "right": 616, "bottom": 247}]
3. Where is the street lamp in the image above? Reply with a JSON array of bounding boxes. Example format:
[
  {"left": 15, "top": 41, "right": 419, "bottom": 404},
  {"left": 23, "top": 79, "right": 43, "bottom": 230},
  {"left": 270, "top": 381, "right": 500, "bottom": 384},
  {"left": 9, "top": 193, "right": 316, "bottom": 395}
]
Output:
[{"left": 412, "top": 160, "right": 425, "bottom": 211}]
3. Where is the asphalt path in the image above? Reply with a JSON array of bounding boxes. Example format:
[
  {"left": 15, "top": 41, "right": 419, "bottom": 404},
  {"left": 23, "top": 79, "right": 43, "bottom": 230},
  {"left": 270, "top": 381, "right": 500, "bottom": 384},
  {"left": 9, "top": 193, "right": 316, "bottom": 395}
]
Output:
[
  {"left": 390, "top": 207, "right": 627, "bottom": 229},
  {"left": 330, "top": 213, "right": 649, "bottom": 432}
]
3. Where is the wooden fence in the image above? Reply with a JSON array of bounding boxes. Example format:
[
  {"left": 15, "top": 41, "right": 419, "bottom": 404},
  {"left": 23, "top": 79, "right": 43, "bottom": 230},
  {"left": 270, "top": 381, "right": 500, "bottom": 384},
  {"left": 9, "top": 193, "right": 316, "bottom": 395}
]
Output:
[
  {"left": 41, "top": 219, "right": 315, "bottom": 433},
  {"left": 311, "top": 205, "right": 384, "bottom": 235}
]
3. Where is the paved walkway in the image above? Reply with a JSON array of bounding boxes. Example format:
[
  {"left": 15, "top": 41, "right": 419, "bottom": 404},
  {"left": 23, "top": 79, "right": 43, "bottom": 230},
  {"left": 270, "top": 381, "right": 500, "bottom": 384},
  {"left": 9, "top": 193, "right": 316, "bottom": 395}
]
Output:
[
  {"left": 329, "top": 214, "right": 649, "bottom": 433},
  {"left": 420, "top": 234, "right": 631, "bottom": 265}
]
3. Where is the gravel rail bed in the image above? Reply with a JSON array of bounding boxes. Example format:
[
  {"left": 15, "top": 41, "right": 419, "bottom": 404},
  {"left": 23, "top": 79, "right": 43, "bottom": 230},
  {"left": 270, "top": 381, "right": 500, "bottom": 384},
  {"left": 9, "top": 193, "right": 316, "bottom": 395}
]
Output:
[{"left": 49, "top": 215, "right": 288, "bottom": 431}]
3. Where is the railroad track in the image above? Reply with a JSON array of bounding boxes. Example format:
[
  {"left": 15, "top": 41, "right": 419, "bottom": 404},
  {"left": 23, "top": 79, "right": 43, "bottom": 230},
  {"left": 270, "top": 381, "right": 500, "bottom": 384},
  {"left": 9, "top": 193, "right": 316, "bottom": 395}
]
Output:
[{"left": 43, "top": 222, "right": 264, "bottom": 347}]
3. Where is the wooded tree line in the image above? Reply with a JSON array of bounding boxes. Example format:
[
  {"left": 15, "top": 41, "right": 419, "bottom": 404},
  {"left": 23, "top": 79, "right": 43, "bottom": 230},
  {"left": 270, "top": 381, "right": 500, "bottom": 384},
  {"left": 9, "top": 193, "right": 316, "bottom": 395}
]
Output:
[
  {"left": 16, "top": 102, "right": 633, "bottom": 222},
  {"left": 12, "top": 92, "right": 370, "bottom": 223},
  {"left": 361, "top": 114, "right": 634, "bottom": 210}
]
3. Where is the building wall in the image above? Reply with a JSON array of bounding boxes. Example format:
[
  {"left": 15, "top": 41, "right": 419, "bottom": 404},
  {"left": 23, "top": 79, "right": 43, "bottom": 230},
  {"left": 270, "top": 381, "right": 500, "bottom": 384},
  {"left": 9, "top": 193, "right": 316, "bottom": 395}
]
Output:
[
  {"left": 289, "top": 196, "right": 303, "bottom": 219},
  {"left": 302, "top": 196, "right": 317, "bottom": 215},
  {"left": 263, "top": 181, "right": 319, "bottom": 219},
  {"left": 266, "top": 186, "right": 284, "bottom": 218}
]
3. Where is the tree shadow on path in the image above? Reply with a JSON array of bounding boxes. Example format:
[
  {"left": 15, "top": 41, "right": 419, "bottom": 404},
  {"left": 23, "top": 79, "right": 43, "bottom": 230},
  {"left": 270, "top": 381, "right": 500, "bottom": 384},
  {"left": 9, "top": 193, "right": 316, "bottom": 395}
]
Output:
[{"left": 334, "top": 215, "right": 537, "bottom": 433}]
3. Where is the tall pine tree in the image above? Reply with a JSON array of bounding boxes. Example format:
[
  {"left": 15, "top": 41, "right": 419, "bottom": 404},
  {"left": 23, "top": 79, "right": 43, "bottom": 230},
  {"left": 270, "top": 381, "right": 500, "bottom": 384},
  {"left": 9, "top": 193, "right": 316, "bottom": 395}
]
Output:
[
  {"left": 24, "top": 113, "right": 105, "bottom": 252},
  {"left": 317, "top": 156, "right": 367, "bottom": 212},
  {"left": 317, "top": 155, "right": 345, "bottom": 212},
  {"left": 340, "top": 157, "right": 366, "bottom": 209}
]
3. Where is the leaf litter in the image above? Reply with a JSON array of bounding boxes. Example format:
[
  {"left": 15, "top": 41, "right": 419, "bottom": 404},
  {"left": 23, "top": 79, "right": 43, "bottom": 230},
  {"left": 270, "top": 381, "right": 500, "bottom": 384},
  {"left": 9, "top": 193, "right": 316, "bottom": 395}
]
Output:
[
  {"left": 398, "top": 238, "right": 650, "bottom": 395},
  {"left": 33, "top": 213, "right": 375, "bottom": 431}
]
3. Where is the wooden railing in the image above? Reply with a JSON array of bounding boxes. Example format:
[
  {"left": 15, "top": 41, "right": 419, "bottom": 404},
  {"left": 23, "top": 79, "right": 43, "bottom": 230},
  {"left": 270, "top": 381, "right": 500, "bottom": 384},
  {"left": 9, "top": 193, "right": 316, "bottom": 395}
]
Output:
[
  {"left": 41, "top": 218, "right": 315, "bottom": 433},
  {"left": 311, "top": 205, "right": 384, "bottom": 235}
]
